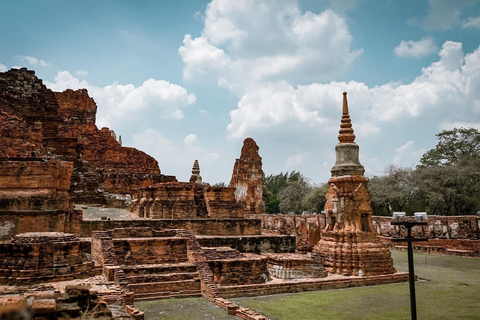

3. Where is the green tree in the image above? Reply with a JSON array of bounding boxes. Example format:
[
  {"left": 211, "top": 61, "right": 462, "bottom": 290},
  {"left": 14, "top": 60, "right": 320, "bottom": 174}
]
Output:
[
  {"left": 278, "top": 180, "right": 312, "bottom": 214},
  {"left": 416, "top": 157, "right": 480, "bottom": 215},
  {"left": 368, "top": 166, "right": 420, "bottom": 215},
  {"left": 263, "top": 171, "right": 311, "bottom": 214},
  {"left": 419, "top": 127, "right": 480, "bottom": 167},
  {"left": 302, "top": 183, "right": 329, "bottom": 214}
]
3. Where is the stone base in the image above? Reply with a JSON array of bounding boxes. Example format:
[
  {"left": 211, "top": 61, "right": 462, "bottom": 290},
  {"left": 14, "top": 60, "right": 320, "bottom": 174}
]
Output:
[{"left": 315, "top": 231, "right": 396, "bottom": 276}]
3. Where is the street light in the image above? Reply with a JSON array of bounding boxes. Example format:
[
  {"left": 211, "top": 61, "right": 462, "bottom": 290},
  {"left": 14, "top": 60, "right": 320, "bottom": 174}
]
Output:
[{"left": 391, "top": 213, "right": 428, "bottom": 320}]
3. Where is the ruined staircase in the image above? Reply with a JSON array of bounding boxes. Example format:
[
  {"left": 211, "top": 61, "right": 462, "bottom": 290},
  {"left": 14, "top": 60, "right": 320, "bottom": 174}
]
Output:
[{"left": 122, "top": 263, "right": 201, "bottom": 300}]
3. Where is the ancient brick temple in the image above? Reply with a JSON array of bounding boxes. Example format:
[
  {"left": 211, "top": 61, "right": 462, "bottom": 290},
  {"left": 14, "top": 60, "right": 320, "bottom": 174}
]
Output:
[
  {"left": 314, "top": 92, "right": 396, "bottom": 276},
  {"left": 230, "top": 138, "right": 265, "bottom": 214},
  {"left": 0, "top": 68, "right": 174, "bottom": 206}
]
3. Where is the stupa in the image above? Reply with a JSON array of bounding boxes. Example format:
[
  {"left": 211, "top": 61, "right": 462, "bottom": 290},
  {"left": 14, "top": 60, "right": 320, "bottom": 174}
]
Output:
[{"left": 314, "top": 92, "right": 396, "bottom": 276}]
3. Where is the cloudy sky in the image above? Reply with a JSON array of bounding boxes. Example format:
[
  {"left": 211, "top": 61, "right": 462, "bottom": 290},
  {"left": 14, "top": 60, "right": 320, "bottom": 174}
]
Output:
[{"left": 1, "top": 0, "right": 480, "bottom": 184}]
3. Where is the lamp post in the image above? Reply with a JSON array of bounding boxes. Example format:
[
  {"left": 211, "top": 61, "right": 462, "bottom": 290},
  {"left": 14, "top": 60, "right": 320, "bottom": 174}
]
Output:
[{"left": 391, "top": 216, "right": 428, "bottom": 320}]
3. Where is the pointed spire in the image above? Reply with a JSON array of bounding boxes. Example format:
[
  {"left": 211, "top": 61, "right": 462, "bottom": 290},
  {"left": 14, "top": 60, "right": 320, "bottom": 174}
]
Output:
[
  {"left": 190, "top": 160, "right": 202, "bottom": 184},
  {"left": 192, "top": 160, "right": 200, "bottom": 175},
  {"left": 338, "top": 92, "right": 356, "bottom": 143}
]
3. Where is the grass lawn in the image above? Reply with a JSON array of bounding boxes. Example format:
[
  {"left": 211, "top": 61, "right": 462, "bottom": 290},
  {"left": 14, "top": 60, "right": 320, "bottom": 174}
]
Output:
[
  {"left": 136, "top": 251, "right": 480, "bottom": 319},
  {"left": 232, "top": 250, "right": 480, "bottom": 320},
  {"left": 135, "top": 296, "right": 236, "bottom": 320}
]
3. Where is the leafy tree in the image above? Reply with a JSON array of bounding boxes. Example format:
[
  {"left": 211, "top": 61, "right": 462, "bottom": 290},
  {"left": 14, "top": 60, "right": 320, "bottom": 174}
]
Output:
[
  {"left": 419, "top": 127, "right": 480, "bottom": 167},
  {"left": 263, "top": 171, "right": 307, "bottom": 214},
  {"left": 416, "top": 157, "right": 480, "bottom": 215},
  {"left": 302, "top": 183, "right": 329, "bottom": 214},
  {"left": 368, "top": 166, "right": 420, "bottom": 215},
  {"left": 278, "top": 180, "right": 312, "bottom": 214},
  {"left": 212, "top": 182, "right": 228, "bottom": 187}
]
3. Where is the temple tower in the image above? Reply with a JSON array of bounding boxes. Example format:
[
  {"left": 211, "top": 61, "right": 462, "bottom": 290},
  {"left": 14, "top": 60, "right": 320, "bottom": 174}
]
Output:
[
  {"left": 230, "top": 138, "right": 265, "bottom": 214},
  {"left": 314, "top": 92, "right": 396, "bottom": 276},
  {"left": 189, "top": 159, "right": 202, "bottom": 184}
]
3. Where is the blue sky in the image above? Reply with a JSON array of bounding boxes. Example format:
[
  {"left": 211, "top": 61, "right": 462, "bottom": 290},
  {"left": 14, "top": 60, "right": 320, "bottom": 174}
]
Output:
[{"left": 1, "top": 0, "right": 480, "bottom": 184}]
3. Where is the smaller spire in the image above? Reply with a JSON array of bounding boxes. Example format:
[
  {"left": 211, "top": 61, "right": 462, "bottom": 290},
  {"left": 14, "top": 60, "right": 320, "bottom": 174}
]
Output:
[
  {"left": 338, "top": 92, "right": 356, "bottom": 143},
  {"left": 190, "top": 160, "right": 202, "bottom": 184}
]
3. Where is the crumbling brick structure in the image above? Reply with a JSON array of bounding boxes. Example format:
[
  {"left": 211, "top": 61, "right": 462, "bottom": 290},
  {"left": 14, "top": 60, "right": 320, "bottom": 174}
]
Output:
[
  {"left": 0, "top": 232, "right": 95, "bottom": 285},
  {"left": 0, "top": 68, "right": 174, "bottom": 205},
  {"left": 230, "top": 138, "right": 265, "bottom": 214}
]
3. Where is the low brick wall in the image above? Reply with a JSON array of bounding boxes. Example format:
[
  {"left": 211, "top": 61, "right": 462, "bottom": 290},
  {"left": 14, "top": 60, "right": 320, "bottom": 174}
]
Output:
[
  {"left": 81, "top": 218, "right": 262, "bottom": 237},
  {"left": 196, "top": 235, "right": 296, "bottom": 254},
  {"left": 220, "top": 272, "right": 409, "bottom": 298},
  {"left": 0, "top": 210, "right": 83, "bottom": 240},
  {"left": 384, "top": 238, "right": 480, "bottom": 257},
  {"left": 372, "top": 215, "right": 480, "bottom": 239}
]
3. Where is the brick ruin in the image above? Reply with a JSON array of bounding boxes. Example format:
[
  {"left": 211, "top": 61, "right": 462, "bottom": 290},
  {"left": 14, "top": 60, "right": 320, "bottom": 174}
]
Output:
[
  {"left": 313, "top": 92, "right": 396, "bottom": 276},
  {"left": 230, "top": 138, "right": 265, "bottom": 214},
  {"left": 0, "top": 68, "right": 174, "bottom": 207},
  {"left": 0, "top": 70, "right": 414, "bottom": 319}
]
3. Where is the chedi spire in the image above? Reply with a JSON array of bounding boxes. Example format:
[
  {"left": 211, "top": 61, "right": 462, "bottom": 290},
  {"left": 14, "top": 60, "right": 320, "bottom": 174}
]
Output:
[
  {"left": 331, "top": 92, "right": 364, "bottom": 177},
  {"left": 338, "top": 92, "right": 356, "bottom": 143}
]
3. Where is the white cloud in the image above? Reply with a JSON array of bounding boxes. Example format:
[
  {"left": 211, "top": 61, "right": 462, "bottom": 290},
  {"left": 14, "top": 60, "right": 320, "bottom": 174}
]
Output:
[
  {"left": 133, "top": 129, "right": 221, "bottom": 181},
  {"left": 228, "top": 41, "right": 480, "bottom": 140},
  {"left": 45, "top": 71, "right": 196, "bottom": 129},
  {"left": 285, "top": 153, "right": 308, "bottom": 168},
  {"left": 461, "top": 16, "right": 480, "bottom": 28},
  {"left": 392, "top": 141, "right": 426, "bottom": 167},
  {"left": 439, "top": 121, "right": 480, "bottom": 131},
  {"left": 16, "top": 55, "right": 49, "bottom": 67},
  {"left": 76, "top": 70, "right": 88, "bottom": 76},
  {"left": 0, "top": 63, "right": 6, "bottom": 72},
  {"left": 407, "top": 0, "right": 474, "bottom": 30},
  {"left": 184, "top": 134, "right": 199, "bottom": 147},
  {"left": 179, "top": 0, "right": 361, "bottom": 94},
  {"left": 394, "top": 38, "right": 437, "bottom": 58}
]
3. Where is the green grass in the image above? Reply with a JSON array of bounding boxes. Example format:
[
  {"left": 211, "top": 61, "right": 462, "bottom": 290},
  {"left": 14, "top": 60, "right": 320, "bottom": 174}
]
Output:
[
  {"left": 135, "top": 251, "right": 480, "bottom": 320},
  {"left": 135, "top": 297, "right": 236, "bottom": 320},
  {"left": 232, "top": 251, "right": 480, "bottom": 320}
]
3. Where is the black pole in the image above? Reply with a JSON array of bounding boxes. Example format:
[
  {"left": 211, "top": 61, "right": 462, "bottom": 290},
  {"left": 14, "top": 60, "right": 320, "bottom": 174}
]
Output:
[
  {"left": 391, "top": 220, "right": 428, "bottom": 320},
  {"left": 407, "top": 227, "right": 417, "bottom": 320}
]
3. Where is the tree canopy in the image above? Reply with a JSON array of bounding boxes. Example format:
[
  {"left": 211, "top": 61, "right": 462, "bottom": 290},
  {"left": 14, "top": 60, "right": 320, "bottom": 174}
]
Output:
[{"left": 419, "top": 127, "right": 480, "bottom": 167}]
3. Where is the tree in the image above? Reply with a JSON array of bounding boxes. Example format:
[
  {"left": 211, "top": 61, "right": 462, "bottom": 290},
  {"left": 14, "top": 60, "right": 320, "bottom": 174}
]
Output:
[
  {"left": 302, "top": 183, "right": 329, "bottom": 213},
  {"left": 368, "top": 166, "right": 420, "bottom": 216},
  {"left": 278, "top": 180, "right": 312, "bottom": 214},
  {"left": 416, "top": 157, "right": 480, "bottom": 215},
  {"left": 263, "top": 171, "right": 307, "bottom": 214},
  {"left": 419, "top": 127, "right": 480, "bottom": 167}
]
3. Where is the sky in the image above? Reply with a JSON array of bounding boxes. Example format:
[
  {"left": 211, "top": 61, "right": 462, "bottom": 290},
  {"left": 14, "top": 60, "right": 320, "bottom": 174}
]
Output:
[{"left": 1, "top": 0, "right": 480, "bottom": 185}]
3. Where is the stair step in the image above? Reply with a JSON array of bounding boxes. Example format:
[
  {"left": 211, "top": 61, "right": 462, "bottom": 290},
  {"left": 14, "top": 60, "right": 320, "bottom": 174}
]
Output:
[
  {"left": 126, "top": 272, "right": 199, "bottom": 284},
  {"left": 127, "top": 278, "right": 201, "bottom": 294},
  {"left": 133, "top": 291, "right": 202, "bottom": 301},
  {"left": 121, "top": 262, "right": 197, "bottom": 276}
]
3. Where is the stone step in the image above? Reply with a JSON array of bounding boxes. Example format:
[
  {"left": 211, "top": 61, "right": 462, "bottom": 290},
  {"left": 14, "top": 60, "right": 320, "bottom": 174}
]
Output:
[
  {"left": 133, "top": 290, "right": 202, "bottom": 301},
  {"left": 121, "top": 262, "right": 197, "bottom": 276},
  {"left": 126, "top": 272, "right": 199, "bottom": 284},
  {"left": 127, "top": 279, "right": 201, "bottom": 295}
]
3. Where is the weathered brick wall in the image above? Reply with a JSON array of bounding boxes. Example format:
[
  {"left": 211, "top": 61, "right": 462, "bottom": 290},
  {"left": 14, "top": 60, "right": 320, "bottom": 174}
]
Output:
[
  {"left": 81, "top": 218, "right": 262, "bottom": 237},
  {"left": 0, "top": 158, "right": 73, "bottom": 211},
  {"left": 0, "top": 233, "right": 95, "bottom": 285},
  {"left": 0, "top": 210, "right": 82, "bottom": 240},
  {"left": 372, "top": 215, "right": 480, "bottom": 239},
  {"left": 208, "top": 254, "right": 269, "bottom": 286},
  {"left": 130, "top": 183, "right": 245, "bottom": 219}
]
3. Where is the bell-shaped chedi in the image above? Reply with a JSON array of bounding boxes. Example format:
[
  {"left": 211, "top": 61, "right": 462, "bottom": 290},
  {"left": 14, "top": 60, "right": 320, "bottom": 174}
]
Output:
[
  {"left": 230, "top": 138, "right": 265, "bottom": 214},
  {"left": 314, "top": 92, "right": 396, "bottom": 276}
]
